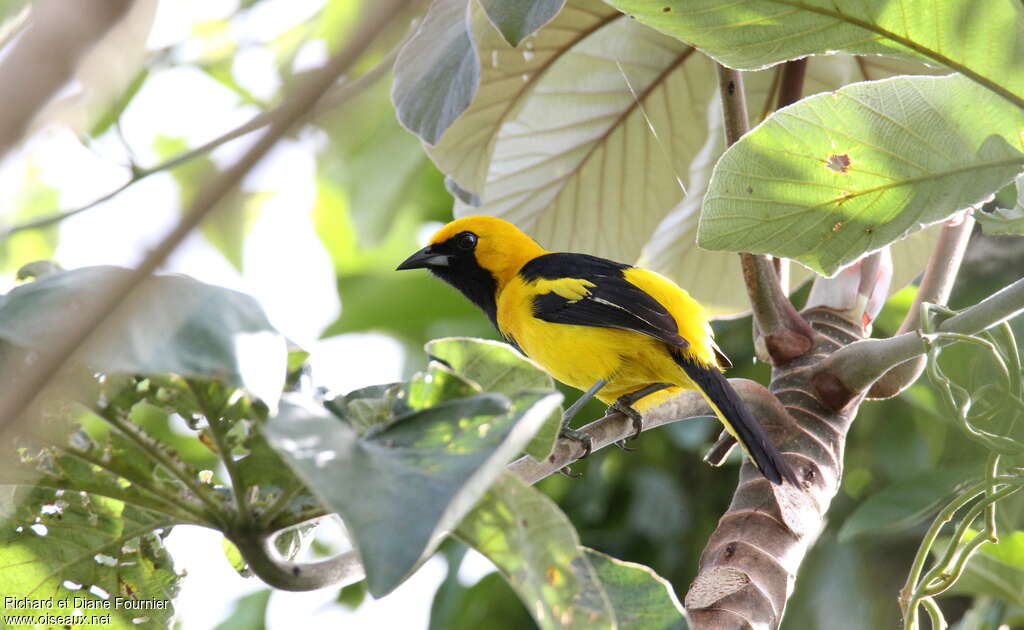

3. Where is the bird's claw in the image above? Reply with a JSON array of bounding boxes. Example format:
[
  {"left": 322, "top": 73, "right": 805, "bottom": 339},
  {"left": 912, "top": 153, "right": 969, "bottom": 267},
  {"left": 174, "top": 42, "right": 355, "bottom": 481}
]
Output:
[
  {"left": 558, "top": 426, "right": 593, "bottom": 460},
  {"left": 610, "top": 399, "right": 644, "bottom": 442},
  {"left": 614, "top": 439, "right": 636, "bottom": 451},
  {"left": 558, "top": 465, "right": 581, "bottom": 478}
]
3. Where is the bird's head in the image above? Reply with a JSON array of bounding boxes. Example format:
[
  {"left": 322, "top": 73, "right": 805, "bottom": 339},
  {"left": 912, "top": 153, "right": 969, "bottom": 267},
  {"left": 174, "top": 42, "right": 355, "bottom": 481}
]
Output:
[
  {"left": 397, "top": 215, "right": 546, "bottom": 283},
  {"left": 396, "top": 215, "right": 547, "bottom": 323}
]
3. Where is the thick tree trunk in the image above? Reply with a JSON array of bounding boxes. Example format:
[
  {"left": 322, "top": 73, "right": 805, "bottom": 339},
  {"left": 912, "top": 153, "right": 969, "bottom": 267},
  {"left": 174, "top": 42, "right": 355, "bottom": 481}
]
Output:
[{"left": 685, "top": 307, "right": 864, "bottom": 629}]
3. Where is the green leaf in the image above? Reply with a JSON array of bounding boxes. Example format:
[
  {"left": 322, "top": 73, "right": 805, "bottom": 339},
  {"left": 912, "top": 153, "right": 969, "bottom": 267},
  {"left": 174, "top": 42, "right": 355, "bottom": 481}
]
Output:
[
  {"left": 264, "top": 390, "right": 561, "bottom": 596},
  {"left": 0, "top": 166, "right": 60, "bottom": 274},
  {"left": 426, "top": 337, "right": 562, "bottom": 460},
  {"left": 0, "top": 487, "right": 178, "bottom": 629},
  {"left": 584, "top": 547, "right": 688, "bottom": 630},
  {"left": 89, "top": 69, "right": 149, "bottom": 138},
  {"left": 638, "top": 54, "right": 945, "bottom": 315},
  {"left": 933, "top": 530, "right": 1024, "bottom": 605},
  {"left": 478, "top": 0, "right": 565, "bottom": 47},
  {"left": 838, "top": 468, "right": 974, "bottom": 542},
  {"left": 221, "top": 537, "right": 251, "bottom": 578},
  {"left": 976, "top": 175, "right": 1024, "bottom": 236},
  {"left": 446, "top": 3, "right": 717, "bottom": 266},
  {"left": 0, "top": 266, "right": 287, "bottom": 405},
  {"left": 699, "top": 75, "right": 1024, "bottom": 276},
  {"left": 430, "top": 572, "right": 535, "bottom": 629},
  {"left": 213, "top": 589, "right": 271, "bottom": 630},
  {"left": 455, "top": 473, "right": 615, "bottom": 630},
  {"left": 606, "top": 0, "right": 1024, "bottom": 109},
  {"left": 456, "top": 474, "right": 688, "bottom": 629},
  {"left": 392, "top": 0, "right": 480, "bottom": 144}
]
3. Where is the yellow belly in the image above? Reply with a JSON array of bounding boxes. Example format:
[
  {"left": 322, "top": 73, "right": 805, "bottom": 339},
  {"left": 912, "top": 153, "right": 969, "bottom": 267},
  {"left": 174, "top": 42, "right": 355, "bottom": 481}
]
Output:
[{"left": 496, "top": 279, "right": 706, "bottom": 408}]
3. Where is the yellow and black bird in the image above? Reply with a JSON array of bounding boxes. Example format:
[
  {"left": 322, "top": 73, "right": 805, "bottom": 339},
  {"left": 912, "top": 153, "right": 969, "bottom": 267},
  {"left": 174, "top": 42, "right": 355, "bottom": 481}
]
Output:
[{"left": 398, "top": 215, "right": 797, "bottom": 485}]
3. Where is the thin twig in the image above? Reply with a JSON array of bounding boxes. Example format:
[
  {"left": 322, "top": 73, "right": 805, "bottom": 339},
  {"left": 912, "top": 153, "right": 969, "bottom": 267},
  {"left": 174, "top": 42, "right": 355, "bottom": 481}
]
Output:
[
  {"left": 0, "top": 38, "right": 404, "bottom": 239},
  {"left": 0, "top": 0, "right": 411, "bottom": 439}
]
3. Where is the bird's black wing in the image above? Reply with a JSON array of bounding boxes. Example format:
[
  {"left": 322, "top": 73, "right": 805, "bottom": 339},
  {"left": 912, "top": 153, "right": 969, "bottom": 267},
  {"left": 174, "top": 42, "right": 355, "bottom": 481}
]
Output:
[{"left": 520, "top": 253, "right": 688, "bottom": 349}]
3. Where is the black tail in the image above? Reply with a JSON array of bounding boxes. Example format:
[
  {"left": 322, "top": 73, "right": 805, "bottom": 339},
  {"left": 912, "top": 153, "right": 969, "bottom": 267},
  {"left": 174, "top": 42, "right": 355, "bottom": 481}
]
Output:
[{"left": 673, "top": 351, "right": 799, "bottom": 486}]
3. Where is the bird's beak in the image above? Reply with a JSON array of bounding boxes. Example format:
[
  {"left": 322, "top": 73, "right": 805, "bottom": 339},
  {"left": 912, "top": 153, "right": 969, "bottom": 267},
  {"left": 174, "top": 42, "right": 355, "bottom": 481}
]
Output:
[{"left": 396, "top": 246, "right": 450, "bottom": 271}]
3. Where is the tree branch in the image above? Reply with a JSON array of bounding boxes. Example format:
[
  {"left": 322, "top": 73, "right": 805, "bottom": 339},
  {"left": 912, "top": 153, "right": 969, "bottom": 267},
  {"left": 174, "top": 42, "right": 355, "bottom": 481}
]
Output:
[
  {"left": 0, "top": 32, "right": 404, "bottom": 239},
  {"left": 868, "top": 215, "right": 975, "bottom": 399},
  {"left": 0, "top": 0, "right": 133, "bottom": 159},
  {"left": 813, "top": 276, "right": 1024, "bottom": 410},
  {"left": 0, "top": 0, "right": 411, "bottom": 437},
  {"left": 717, "top": 64, "right": 815, "bottom": 365}
]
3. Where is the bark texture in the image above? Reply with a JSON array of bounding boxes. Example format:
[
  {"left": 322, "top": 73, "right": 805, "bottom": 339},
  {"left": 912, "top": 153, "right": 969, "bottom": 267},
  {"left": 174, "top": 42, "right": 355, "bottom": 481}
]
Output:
[{"left": 685, "top": 307, "right": 865, "bottom": 629}]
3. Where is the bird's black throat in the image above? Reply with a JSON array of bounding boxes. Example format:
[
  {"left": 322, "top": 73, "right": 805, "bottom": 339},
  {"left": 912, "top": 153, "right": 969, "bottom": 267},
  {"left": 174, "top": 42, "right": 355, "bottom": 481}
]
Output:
[{"left": 429, "top": 255, "right": 499, "bottom": 330}]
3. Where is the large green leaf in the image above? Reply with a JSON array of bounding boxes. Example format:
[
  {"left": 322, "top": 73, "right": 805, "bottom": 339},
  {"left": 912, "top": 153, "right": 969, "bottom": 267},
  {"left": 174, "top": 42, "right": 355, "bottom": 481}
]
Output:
[
  {"left": 605, "top": 0, "right": 1024, "bottom": 109},
  {"left": 426, "top": 337, "right": 562, "bottom": 460},
  {"left": 392, "top": 0, "right": 480, "bottom": 145},
  {"left": 456, "top": 473, "right": 688, "bottom": 629},
  {"left": 449, "top": 3, "right": 717, "bottom": 265},
  {"left": 699, "top": 74, "right": 1024, "bottom": 276},
  {"left": 0, "top": 266, "right": 287, "bottom": 405},
  {"left": 838, "top": 468, "right": 974, "bottom": 542},
  {"left": 639, "top": 54, "right": 944, "bottom": 314},
  {"left": 0, "top": 487, "right": 178, "bottom": 629},
  {"left": 263, "top": 389, "right": 561, "bottom": 596}
]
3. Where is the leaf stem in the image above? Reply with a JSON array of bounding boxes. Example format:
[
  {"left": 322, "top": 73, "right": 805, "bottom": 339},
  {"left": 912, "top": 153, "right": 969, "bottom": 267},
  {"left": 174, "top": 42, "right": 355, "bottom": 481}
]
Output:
[
  {"left": 187, "top": 381, "right": 249, "bottom": 519},
  {"left": 717, "top": 63, "right": 815, "bottom": 364},
  {"left": 95, "top": 405, "right": 228, "bottom": 524},
  {"left": 54, "top": 445, "right": 209, "bottom": 525}
]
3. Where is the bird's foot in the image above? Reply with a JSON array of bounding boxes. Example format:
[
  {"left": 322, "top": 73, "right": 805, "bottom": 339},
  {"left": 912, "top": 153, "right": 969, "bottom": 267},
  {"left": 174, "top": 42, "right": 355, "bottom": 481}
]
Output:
[
  {"left": 609, "top": 398, "right": 644, "bottom": 442},
  {"left": 558, "top": 426, "right": 593, "bottom": 460}
]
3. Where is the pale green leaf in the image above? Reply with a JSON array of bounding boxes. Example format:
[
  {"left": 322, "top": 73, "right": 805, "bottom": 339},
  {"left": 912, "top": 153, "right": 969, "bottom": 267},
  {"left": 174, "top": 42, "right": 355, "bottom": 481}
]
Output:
[
  {"left": 451, "top": 6, "right": 716, "bottom": 265},
  {"left": 392, "top": 0, "right": 480, "bottom": 145},
  {"left": 213, "top": 589, "right": 270, "bottom": 630},
  {"left": 425, "top": 337, "right": 562, "bottom": 460},
  {"left": 264, "top": 390, "right": 561, "bottom": 596},
  {"left": 478, "top": 0, "right": 565, "bottom": 47},
  {"left": 975, "top": 174, "right": 1024, "bottom": 236},
  {"left": 838, "top": 468, "right": 973, "bottom": 542},
  {"left": 0, "top": 266, "right": 288, "bottom": 405},
  {"left": 699, "top": 74, "right": 1024, "bottom": 276},
  {"left": 605, "top": 0, "right": 1024, "bottom": 109}
]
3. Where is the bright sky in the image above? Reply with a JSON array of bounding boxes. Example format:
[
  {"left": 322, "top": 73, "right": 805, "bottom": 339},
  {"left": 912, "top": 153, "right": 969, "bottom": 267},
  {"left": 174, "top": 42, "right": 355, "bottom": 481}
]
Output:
[{"left": 0, "top": 0, "right": 493, "bottom": 627}]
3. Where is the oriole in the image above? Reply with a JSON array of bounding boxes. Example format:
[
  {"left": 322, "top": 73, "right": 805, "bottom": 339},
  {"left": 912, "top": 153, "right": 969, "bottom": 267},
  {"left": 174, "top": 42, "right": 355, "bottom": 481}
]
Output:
[{"left": 398, "top": 215, "right": 797, "bottom": 485}]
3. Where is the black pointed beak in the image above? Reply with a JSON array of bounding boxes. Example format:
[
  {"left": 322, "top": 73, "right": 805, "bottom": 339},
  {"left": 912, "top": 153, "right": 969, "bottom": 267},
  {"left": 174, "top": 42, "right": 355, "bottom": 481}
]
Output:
[{"left": 396, "top": 246, "right": 450, "bottom": 271}]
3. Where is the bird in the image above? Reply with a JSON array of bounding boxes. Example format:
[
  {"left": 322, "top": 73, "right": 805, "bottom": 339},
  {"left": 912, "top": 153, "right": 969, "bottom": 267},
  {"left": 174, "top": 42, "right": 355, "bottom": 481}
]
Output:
[{"left": 397, "top": 215, "right": 798, "bottom": 485}]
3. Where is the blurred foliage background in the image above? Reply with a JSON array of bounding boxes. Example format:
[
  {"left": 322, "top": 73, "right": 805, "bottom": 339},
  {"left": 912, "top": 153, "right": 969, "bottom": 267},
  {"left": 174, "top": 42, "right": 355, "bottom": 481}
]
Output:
[{"left": 1, "top": 0, "right": 1023, "bottom": 628}]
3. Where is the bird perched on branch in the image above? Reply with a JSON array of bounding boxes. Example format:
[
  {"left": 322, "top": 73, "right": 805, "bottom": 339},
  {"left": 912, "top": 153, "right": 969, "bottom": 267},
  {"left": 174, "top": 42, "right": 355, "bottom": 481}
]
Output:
[{"left": 397, "top": 215, "right": 797, "bottom": 485}]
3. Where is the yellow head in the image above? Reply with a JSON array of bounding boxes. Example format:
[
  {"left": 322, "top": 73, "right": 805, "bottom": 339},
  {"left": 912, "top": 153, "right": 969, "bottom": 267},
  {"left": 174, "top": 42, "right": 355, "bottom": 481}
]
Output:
[{"left": 396, "top": 215, "right": 548, "bottom": 325}]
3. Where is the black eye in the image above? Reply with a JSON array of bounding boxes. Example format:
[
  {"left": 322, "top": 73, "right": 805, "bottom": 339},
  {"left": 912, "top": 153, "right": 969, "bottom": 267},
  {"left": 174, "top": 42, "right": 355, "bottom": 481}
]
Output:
[{"left": 455, "top": 232, "right": 477, "bottom": 251}]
